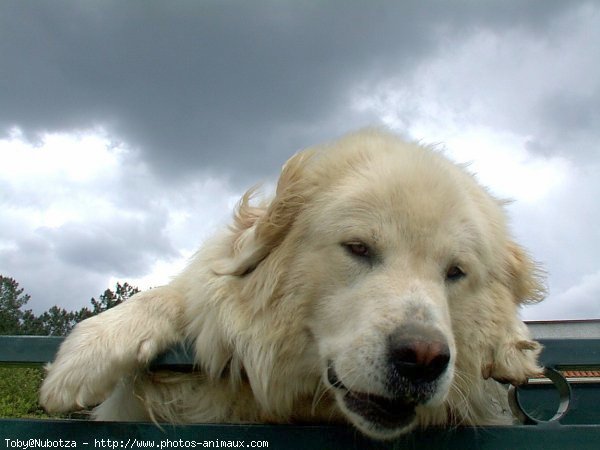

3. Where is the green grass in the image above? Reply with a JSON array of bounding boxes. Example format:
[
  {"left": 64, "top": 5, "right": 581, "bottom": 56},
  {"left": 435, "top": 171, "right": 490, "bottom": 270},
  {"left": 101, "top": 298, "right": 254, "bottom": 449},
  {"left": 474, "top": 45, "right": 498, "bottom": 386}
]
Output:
[{"left": 0, "top": 366, "right": 52, "bottom": 418}]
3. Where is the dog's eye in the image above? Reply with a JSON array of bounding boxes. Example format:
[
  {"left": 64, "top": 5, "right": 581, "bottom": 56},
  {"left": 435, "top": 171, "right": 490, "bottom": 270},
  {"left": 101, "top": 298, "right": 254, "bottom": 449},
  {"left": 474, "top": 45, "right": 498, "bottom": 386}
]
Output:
[
  {"left": 446, "top": 265, "right": 466, "bottom": 282},
  {"left": 343, "top": 242, "right": 371, "bottom": 258}
]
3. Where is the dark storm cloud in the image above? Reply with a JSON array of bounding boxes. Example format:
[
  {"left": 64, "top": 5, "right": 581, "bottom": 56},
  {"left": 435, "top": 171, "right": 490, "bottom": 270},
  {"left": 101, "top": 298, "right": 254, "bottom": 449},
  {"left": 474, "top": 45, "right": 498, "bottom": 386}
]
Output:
[
  {"left": 534, "top": 90, "right": 600, "bottom": 160},
  {"left": 0, "top": 0, "right": 586, "bottom": 186},
  {"left": 0, "top": 0, "right": 598, "bottom": 320},
  {"left": 0, "top": 203, "right": 180, "bottom": 311},
  {"left": 1, "top": 231, "right": 122, "bottom": 313},
  {"left": 2, "top": 207, "right": 178, "bottom": 277},
  {"left": 39, "top": 218, "right": 178, "bottom": 276}
]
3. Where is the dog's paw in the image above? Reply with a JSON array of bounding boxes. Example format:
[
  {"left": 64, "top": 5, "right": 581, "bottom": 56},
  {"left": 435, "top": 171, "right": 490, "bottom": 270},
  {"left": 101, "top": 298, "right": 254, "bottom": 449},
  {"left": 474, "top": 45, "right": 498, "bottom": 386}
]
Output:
[
  {"left": 39, "top": 286, "right": 185, "bottom": 413},
  {"left": 482, "top": 339, "right": 543, "bottom": 386},
  {"left": 40, "top": 362, "right": 113, "bottom": 413},
  {"left": 39, "top": 316, "right": 137, "bottom": 412}
]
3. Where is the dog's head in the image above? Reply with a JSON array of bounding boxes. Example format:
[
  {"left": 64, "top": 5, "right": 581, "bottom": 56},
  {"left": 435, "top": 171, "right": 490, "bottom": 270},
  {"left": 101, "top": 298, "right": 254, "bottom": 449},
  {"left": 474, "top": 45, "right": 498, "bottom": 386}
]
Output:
[{"left": 214, "top": 130, "right": 545, "bottom": 439}]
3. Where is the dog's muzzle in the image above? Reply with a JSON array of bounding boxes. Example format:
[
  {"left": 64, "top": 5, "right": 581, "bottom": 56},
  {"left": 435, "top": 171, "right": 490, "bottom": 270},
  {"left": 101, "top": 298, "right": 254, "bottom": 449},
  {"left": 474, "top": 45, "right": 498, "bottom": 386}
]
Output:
[
  {"left": 327, "top": 324, "right": 452, "bottom": 438},
  {"left": 327, "top": 364, "right": 417, "bottom": 430}
]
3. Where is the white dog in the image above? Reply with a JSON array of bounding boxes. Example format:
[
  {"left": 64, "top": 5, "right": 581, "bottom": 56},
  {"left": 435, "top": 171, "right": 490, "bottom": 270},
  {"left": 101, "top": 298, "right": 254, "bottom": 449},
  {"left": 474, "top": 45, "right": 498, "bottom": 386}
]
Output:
[{"left": 41, "top": 129, "right": 545, "bottom": 440}]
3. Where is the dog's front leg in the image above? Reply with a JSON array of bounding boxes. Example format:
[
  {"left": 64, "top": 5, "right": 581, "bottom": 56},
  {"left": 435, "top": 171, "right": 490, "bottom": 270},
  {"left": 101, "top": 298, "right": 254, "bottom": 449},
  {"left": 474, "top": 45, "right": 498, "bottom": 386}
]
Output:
[{"left": 40, "top": 285, "right": 185, "bottom": 413}]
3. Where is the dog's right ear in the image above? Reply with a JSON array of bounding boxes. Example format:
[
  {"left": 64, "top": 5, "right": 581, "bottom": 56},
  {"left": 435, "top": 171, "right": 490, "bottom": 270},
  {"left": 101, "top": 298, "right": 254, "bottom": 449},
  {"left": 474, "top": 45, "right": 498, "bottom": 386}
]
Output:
[{"left": 212, "top": 149, "right": 316, "bottom": 276}]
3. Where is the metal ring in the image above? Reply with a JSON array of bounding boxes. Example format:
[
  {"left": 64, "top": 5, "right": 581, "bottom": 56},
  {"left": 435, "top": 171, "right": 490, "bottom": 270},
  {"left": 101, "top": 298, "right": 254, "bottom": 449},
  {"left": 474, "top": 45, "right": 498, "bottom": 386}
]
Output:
[{"left": 508, "top": 367, "right": 572, "bottom": 425}]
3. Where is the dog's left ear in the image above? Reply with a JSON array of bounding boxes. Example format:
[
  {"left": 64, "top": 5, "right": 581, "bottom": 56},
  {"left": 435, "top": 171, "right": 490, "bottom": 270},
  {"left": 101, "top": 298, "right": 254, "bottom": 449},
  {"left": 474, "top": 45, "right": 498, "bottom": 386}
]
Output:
[
  {"left": 212, "top": 149, "right": 316, "bottom": 276},
  {"left": 482, "top": 242, "right": 546, "bottom": 385}
]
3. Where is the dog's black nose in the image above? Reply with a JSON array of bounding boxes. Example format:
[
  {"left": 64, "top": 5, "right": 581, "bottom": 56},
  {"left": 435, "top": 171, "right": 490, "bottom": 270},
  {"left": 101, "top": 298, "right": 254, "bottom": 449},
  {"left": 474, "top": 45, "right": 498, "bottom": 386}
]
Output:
[{"left": 387, "top": 325, "right": 451, "bottom": 384}]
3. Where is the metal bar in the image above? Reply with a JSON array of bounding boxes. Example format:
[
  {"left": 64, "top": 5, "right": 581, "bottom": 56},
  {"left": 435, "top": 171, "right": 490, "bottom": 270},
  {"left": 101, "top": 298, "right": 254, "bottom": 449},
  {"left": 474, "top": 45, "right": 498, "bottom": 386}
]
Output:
[
  {"left": 0, "top": 336, "right": 63, "bottom": 366},
  {"left": 1, "top": 336, "right": 599, "bottom": 442},
  {"left": 1, "top": 336, "right": 599, "bottom": 369},
  {"left": 538, "top": 339, "right": 600, "bottom": 367},
  {"left": 0, "top": 336, "right": 195, "bottom": 369}
]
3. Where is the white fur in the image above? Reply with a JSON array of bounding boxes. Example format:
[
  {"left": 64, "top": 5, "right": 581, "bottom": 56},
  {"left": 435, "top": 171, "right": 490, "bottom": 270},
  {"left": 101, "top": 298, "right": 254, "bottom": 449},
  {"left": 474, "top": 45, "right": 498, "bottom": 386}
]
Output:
[{"left": 40, "top": 129, "right": 545, "bottom": 440}]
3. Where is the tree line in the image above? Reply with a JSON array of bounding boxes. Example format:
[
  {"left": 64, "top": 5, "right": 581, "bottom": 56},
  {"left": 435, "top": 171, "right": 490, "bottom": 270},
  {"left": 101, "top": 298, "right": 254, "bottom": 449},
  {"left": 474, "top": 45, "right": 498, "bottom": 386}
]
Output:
[{"left": 0, "top": 275, "right": 139, "bottom": 336}]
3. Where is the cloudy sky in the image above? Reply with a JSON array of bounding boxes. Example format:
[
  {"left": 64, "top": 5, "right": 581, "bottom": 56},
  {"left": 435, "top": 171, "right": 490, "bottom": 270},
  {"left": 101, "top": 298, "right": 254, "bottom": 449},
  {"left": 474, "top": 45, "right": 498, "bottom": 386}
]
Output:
[{"left": 1, "top": 1, "right": 599, "bottom": 320}]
